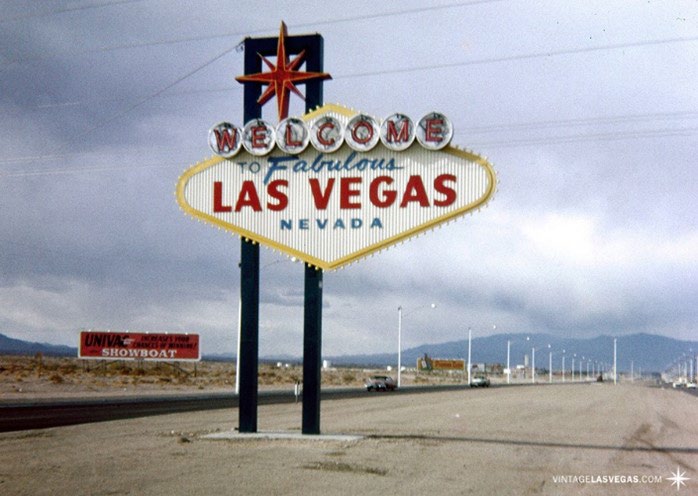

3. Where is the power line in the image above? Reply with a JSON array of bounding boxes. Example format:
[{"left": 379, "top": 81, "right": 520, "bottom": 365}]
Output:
[
  {"left": 457, "top": 111, "right": 698, "bottom": 135},
  {"left": 336, "top": 36, "right": 698, "bottom": 79},
  {"left": 22, "top": 35, "right": 698, "bottom": 111},
  {"left": 1, "top": 1, "right": 506, "bottom": 67},
  {"left": 2, "top": 5, "right": 695, "bottom": 170},
  {"left": 51, "top": 42, "right": 241, "bottom": 152},
  {"left": 19, "top": 36, "right": 698, "bottom": 109},
  {"left": 0, "top": 161, "right": 176, "bottom": 178},
  {"left": 0, "top": 149, "right": 181, "bottom": 166},
  {"left": 1, "top": 126, "right": 695, "bottom": 178},
  {"left": 0, "top": 0, "right": 144, "bottom": 23},
  {"left": 1, "top": 111, "right": 695, "bottom": 167},
  {"left": 466, "top": 126, "right": 698, "bottom": 149},
  {"left": 31, "top": 86, "right": 235, "bottom": 110}
]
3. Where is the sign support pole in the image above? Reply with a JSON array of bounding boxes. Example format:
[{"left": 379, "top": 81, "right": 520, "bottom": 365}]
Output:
[
  {"left": 238, "top": 239, "right": 259, "bottom": 433},
  {"left": 238, "top": 35, "right": 265, "bottom": 433},
  {"left": 177, "top": 22, "right": 497, "bottom": 437},
  {"left": 300, "top": 35, "right": 325, "bottom": 436},
  {"left": 302, "top": 264, "right": 323, "bottom": 434},
  {"left": 237, "top": 29, "right": 326, "bottom": 434}
]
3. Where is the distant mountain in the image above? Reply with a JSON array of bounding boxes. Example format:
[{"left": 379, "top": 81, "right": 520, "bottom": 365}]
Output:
[
  {"left": 2, "top": 332, "right": 694, "bottom": 374},
  {"left": 326, "top": 333, "right": 698, "bottom": 374},
  {"left": 0, "top": 333, "right": 77, "bottom": 357}
]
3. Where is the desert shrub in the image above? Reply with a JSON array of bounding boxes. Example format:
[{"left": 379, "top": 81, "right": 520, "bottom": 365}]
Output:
[
  {"left": 259, "top": 369, "right": 281, "bottom": 384},
  {"left": 58, "top": 362, "right": 78, "bottom": 375},
  {"left": 49, "top": 373, "right": 64, "bottom": 384}
]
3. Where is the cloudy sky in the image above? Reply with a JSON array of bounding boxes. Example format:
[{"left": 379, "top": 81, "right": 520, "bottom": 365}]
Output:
[{"left": 0, "top": 0, "right": 696, "bottom": 358}]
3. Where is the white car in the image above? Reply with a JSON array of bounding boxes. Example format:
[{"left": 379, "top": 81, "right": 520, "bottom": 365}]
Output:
[{"left": 470, "top": 376, "right": 490, "bottom": 387}]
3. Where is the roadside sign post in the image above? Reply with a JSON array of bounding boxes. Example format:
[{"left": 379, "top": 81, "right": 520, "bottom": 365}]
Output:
[
  {"left": 177, "top": 22, "right": 496, "bottom": 435},
  {"left": 237, "top": 25, "right": 327, "bottom": 434},
  {"left": 302, "top": 264, "right": 323, "bottom": 434}
]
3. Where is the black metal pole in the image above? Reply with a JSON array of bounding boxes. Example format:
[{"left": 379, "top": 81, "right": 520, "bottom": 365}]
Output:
[
  {"left": 302, "top": 264, "right": 323, "bottom": 434},
  {"left": 238, "top": 36, "right": 264, "bottom": 433},
  {"left": 300, "top": 35, "right": 325, "bottom": 435},
  {"left": 237, "top": 240, "right": 259, "bottom": 433},
  {"left": 237, "top": 30, "right": 326, "bottom": 435}
]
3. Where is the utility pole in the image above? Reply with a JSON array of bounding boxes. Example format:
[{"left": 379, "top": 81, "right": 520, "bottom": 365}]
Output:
[
  {"left": 613, "top": 338, "right": 617, "bottom": 385},
  {"left": 467, "top": 327, "right": 472, "bottom": 386}
]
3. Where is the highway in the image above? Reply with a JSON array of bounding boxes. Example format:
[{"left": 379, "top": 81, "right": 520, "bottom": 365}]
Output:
[
  {"left": 0, "top": 384, "right": 466, "bottom": 432},
  {"left": 3, "top": 383, "right": 696, "bottom": 496}
]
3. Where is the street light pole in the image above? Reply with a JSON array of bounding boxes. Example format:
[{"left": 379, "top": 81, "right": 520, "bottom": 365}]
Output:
[
  {"left": 397, "top": 303, "right": 436, "bottom": 389},
  {"left": 506, "top": 339, "right": 511, "bottom": 384},
  {"left": 613, "top": 337, "right": 617, "bottom": 385},
  {"left": 235, "top": 294, "right": 242, "bottom": 395},
  {"left": 562, "top": 351, "right": 566, "bottom": 383},
  {"left": 467, "top": 327, "right": 472, "bottom": 386},
  {"left": 397, "top": 306, "right": 403, "bottom": 388},
  {"left": 531, "top": 346, "right": 536, "bottom": 384}
]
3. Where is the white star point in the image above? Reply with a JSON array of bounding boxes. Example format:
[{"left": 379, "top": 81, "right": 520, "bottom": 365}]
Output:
[{"left": 667, "top": 466, "right": 690, "bottom": 491}]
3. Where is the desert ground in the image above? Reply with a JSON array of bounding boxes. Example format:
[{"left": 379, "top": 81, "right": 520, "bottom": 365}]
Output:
[
  {"left": 1, "top": 366, "right": 696, "bottom": 495},
  {"left": 0, "top": 354, "right": 467, "bottom": 400}
]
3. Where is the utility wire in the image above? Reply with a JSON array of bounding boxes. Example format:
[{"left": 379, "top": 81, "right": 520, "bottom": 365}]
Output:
[
  {"left": 466, "top": 126, "right": 698, "bottom": 148},
  {"left": 2, "top": 4, "right": 695, "bottom": 170},
  {"left": 1, "top": 0, "right": 506, "bottom": 66},
  {"left": 456, "top": 111, "right": 698, "bottom": 134},
  {"left": 336, "top": 36, "right": 698, "bottom": 79},
  {"left": 1, "top": 112, "right": 695, "bottom": 167},
  {"left": 0, "top": 0, "right": 144, "bottom": 23},
  {"left": 49, "top": 42, "right": 241, "bottom": 153},
  {"left": 1, "top": 126, "right": 695, "bottom": 177},
  {"left": 21, "top": 35, "right": 698, "bottom": 111},
  {"left": 0, "top": 162, "right": 175, "bottom": 178},
  {"left": 1, "top": 108, "right": 696, "bottom": 168}
]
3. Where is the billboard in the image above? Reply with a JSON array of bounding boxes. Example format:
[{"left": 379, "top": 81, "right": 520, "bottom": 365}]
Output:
[
  {"left": 177, "top": 103, "right": 496, "bottom": 270},
  {"left": 417, "top": 356, "right": 466, "bottom": 371},
  {"left": 79, "top": 331, "right": 201, "bottom": 362}
]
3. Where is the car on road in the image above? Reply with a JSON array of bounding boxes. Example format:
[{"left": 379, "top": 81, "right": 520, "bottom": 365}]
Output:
[
  {"left": 470, "top": 376, "right": 490, "bottom": 387},
  {"left": 686, "top": 382, "right": 697, "bottom": 389},
  {"left": 365, "top": 375, "right": 397, "bottom": 391}
]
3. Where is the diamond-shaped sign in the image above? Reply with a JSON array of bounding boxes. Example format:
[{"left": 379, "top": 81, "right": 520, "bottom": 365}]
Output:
[{"left": 176, "top": 103, "right": 496, "bottom": 270}]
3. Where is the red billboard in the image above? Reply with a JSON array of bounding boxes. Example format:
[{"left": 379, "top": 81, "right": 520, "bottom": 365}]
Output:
[{"left": 79, "top": 331, "right": 201, "bottom": 361}]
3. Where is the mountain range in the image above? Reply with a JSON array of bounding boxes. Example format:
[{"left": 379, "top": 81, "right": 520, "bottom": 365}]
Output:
[
  {"left": 1, "top": 332, "right": 695, "bottom": 373},
  {"left": 0, "top": 333, "right": 77, "bottom": 357},
  {"left": 325, "top": 332, "right": 695, "bottom": 374}
]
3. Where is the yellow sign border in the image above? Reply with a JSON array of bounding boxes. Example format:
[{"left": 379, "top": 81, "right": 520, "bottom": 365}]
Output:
[{"left": 176, "top": 104, "right": 497, "bottom": 270}]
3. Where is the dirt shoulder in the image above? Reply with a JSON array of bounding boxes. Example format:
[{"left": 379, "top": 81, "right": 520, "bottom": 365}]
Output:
[{"left": 1, "top": 383, "right": 696, "bottom": 495}]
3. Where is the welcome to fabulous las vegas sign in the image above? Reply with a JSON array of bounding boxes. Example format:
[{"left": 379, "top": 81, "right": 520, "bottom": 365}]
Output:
[
  {"left": 176, "top": 23, "right": 496, "bottom": 271},
  {"left": 177, "top": 104, "right": 496, "bottom": 270}
]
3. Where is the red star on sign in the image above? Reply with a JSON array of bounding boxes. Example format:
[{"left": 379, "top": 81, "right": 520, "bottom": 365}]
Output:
[{"left": 236, "top": 21, "right": 332, "bottom": 121}]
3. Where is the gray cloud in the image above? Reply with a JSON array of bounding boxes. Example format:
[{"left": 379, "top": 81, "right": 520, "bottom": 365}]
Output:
[{"left": 0, "top": 1, "right": 695, "bottom": 355}]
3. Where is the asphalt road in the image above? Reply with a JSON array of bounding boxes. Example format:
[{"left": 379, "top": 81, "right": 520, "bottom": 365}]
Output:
[
  {"left": 2, "top": 383, "right": 696, "bottom": 496},
  {"left": 0, "top": 384, "right": 467, "bottom": 432}
]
